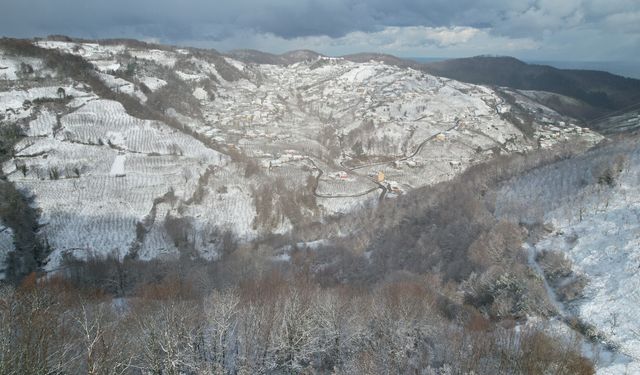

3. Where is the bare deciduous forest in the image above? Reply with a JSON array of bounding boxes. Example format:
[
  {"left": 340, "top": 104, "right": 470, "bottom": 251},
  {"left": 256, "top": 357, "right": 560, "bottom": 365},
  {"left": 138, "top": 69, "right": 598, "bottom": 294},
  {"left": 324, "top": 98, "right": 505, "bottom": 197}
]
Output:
[{"left": 2, "top": 136, "right": 621, "bottom": 374}]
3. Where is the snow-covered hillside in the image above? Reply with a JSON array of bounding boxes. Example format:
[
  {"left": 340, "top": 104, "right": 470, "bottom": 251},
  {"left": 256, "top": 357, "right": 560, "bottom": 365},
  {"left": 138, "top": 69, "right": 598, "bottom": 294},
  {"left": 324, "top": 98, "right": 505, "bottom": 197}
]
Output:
[
  {"left": 0, "top": 38, "right": 602, "bottom": 271},
  {"left": 497, "top": 138, "right": 640, "bottom": 374},
  {"left": 5, "top": 98, "right": 227, "bottom": 268}
]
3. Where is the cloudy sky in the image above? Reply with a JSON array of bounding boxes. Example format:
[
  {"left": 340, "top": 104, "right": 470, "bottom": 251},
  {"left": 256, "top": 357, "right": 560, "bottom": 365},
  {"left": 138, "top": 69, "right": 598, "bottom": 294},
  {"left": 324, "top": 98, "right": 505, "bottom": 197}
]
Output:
[{"left": 2, "top": 0, "right": 639, "bottom": 61}]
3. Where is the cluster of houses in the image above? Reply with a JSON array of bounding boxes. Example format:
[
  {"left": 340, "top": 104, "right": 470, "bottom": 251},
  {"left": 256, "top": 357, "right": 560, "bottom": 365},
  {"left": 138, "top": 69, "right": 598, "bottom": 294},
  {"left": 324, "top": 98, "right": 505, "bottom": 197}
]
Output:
[
  {"left": 262, "top": 149, "right": 306, "bottom": 169},
  {"left": 537, "top": 124, "right": 590, "bottom": 148}
]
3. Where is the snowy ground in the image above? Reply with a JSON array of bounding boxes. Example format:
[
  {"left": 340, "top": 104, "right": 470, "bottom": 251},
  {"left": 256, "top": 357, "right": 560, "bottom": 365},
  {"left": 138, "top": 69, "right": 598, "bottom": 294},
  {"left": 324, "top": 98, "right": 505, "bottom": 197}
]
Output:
[
  {"left": 3, "top": 97, "right": 228, "bottom": 269},
  {"left": 497, "top": 139, "right": 640, "bottom": 374},
  {"left": 0, "top": 39, "right": 602, "bottom": 270}
]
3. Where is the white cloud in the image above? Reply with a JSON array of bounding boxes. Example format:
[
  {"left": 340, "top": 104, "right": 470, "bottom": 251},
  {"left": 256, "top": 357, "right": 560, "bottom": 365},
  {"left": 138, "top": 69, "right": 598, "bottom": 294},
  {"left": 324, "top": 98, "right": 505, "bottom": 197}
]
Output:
[
  {"left": 603, "top": 11, "right": 640, "bottom": 33},
  {"left": 322, "top": 26, "right": 483, "bottom": 50},
  {"left": 204, "top": 25, "right": 541, "bottom": 58}
]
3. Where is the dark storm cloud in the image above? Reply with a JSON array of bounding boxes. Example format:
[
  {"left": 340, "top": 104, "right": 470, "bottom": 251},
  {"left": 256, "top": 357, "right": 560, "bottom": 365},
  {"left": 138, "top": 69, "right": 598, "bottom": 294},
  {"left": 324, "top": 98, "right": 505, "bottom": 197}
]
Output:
[
  {"left": 1, "top": 0, "right": 639, "bottom": 60},
  {"left": 0, "top": 0, "right": 535, "bottom": 40}
]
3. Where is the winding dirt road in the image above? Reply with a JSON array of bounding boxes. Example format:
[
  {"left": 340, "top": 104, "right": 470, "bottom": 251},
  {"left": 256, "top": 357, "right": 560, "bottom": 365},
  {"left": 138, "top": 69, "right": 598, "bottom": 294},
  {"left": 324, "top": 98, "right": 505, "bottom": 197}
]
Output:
[{"left": 311, "top": 118, "right": 462, "bottom": 200}]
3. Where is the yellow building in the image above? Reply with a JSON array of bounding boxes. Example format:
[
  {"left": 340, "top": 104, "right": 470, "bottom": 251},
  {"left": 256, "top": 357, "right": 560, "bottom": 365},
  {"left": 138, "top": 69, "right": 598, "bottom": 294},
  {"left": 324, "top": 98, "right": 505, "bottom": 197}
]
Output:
[{"left": 377, "top": 171, "right": 385, "bottom": 182}]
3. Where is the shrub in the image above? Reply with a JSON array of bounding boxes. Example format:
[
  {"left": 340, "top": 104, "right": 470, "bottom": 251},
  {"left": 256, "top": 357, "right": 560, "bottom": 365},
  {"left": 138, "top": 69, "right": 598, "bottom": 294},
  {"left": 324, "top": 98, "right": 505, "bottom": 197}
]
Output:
[
  {"left": 48, "top": 167, "right": 60, "bottom": 180},
  {"left": 557, "top": 275, "right": 588, "bottom": 302},
  {"left": 244, "top": 158, "right": 261, "bottom": 177},
  {"left": 537, "top": 250, "right": 572, "bottom": 282},
  {"left": 19, "top": 62, "right": 34, "bottom": 75},
  {"left": 17, "top": 163, "right": 28, "bottom": 177}
]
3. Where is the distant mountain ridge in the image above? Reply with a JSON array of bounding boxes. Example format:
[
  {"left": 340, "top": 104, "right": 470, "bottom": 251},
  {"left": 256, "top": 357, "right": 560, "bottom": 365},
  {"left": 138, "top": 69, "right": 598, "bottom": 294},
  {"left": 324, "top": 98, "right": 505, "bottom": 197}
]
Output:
[
  {"left": 527, "top": 59, "right": 640, "bottom": 80},
  {"left": 421, "top": 56, "right": 640, "bottom": 119},
  {"left": 9, "top": 35, "right": 640, "bottom": 125}
]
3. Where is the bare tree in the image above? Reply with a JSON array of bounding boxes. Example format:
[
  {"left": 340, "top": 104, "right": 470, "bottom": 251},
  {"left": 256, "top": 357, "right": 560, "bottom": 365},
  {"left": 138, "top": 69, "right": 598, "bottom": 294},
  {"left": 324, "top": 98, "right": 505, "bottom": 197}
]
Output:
[
  {"left": 202, "top": 289, "right": 240, "bottom": 373},
  {"left": 72, "top": 300, "right": 133, "bottom": 375},
  {"left": 133, "top": 299, "right": 203, "bottom": 375}
]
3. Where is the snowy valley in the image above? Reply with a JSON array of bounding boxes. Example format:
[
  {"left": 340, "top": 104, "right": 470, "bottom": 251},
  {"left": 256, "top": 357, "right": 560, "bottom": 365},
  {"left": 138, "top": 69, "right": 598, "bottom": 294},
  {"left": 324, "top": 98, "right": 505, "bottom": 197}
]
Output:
[
  {"left": 1, "top": 37, "right": 639, "bottom": 374},
  {"left": 0, "top": 38, "right": 602, "bottom": 270}
]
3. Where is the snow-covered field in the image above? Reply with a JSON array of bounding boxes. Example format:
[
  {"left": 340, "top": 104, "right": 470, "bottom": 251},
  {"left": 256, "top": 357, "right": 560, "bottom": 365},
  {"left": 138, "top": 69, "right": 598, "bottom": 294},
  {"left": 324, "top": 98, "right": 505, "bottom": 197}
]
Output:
[{"left": 3, "top": 95, "right": 229, "bottom": 269}]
